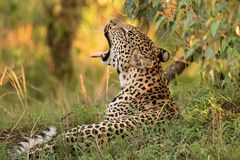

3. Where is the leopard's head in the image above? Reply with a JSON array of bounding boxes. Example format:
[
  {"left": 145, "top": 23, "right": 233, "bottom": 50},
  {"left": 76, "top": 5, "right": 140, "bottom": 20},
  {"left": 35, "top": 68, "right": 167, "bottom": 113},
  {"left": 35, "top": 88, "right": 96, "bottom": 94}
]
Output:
[{"left": 91, "top": 19, "right": 170, "bottom": 72}]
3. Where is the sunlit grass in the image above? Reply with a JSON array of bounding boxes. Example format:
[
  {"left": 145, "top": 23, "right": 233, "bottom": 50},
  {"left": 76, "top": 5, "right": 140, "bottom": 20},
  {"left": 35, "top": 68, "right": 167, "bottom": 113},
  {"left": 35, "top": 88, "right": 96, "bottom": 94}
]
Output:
[
  {"left": 0, "top": 67, "right": 239, "bottom": 159},
  {"left": 0, "top": 56, "right": 239, "bottom": 159}
]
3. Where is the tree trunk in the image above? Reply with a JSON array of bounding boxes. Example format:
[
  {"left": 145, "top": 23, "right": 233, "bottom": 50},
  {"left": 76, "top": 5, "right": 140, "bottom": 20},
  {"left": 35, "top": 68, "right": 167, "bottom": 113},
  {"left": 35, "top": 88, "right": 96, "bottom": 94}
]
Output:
[{"left": 46, "top": 0, "right": 82, "bottom": 81}]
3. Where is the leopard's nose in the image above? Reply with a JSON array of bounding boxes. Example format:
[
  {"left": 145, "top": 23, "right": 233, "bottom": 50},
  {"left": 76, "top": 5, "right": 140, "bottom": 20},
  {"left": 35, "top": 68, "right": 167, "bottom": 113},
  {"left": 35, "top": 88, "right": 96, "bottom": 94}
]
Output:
[
  {"left": 109, "top": 18, "right": 119, "bottom": 25},
  {"left": 104, "top": 19, "right": 119, "bottom": 33}
]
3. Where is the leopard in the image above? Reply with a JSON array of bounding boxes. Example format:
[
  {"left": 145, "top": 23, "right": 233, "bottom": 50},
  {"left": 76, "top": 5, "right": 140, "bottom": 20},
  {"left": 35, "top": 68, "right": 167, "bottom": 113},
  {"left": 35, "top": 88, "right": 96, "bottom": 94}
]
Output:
[{"left": 9, "top": 19, "right": 179, "bottom": 158}]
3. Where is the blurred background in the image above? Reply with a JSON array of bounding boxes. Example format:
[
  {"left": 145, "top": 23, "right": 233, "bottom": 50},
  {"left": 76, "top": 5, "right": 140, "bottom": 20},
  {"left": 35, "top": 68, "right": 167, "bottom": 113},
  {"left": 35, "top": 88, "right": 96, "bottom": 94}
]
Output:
[{"left": 0, "top": 0, "right": 239, "bottom": 130}]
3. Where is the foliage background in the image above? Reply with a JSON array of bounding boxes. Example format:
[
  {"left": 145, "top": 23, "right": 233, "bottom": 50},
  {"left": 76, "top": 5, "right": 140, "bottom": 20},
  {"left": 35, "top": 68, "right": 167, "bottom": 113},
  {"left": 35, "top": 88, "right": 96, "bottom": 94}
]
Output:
[{"left": 0, "top": 0, "right": 239, "bottom": 159}]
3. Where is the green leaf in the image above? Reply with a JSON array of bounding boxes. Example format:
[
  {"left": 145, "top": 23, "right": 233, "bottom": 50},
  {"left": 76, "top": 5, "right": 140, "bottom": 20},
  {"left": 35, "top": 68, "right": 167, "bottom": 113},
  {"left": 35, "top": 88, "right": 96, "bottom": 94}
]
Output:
[
  {"left": 205, "top": 47, "right": 215, "bottom": 58},
  {"left": 146, "top": 9, "right": 154, "bottom": 22},
  {"left": 124, "top": 0, "right": 135, "bottom": 16},
  {"left": 152, "top": 0, "right": 159, "bottom": 8},
  {"left": 210, "top": 21, "right": 219, "bottom": 37},
  {"left": 182, "top": 0, "right": 190, "bottom": 6},
  {"left": 184, "top": 47, "right": 195, "bottom": 60},
  {"left": 215, "top": 3, "right": 225, "bottom": 12},
  {"left": 226, "top": 47, "right": 239, "bottom": 59},
  {"left": 183, "top": 13, "right": 193, "bottom": 31},
  {"left": 220, "top": 39, "right": 228, "bottom": 58},
  {"left": 155, "top": 16, "right": 166, "bottom": 29}
]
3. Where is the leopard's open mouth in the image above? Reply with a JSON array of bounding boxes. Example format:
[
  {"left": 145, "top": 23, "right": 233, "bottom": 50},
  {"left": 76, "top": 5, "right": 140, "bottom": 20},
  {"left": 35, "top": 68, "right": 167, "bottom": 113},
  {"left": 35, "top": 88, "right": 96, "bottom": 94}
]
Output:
[{"left": 90, "top": 31, "right": 111, "bottom": 62}]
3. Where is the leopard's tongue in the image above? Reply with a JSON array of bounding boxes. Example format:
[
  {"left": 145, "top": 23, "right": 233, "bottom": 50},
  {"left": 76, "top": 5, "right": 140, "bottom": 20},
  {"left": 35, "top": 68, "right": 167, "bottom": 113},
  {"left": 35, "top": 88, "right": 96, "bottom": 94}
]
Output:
[{"left": 90, "top": 52, "right": 107, "bottom": 58}]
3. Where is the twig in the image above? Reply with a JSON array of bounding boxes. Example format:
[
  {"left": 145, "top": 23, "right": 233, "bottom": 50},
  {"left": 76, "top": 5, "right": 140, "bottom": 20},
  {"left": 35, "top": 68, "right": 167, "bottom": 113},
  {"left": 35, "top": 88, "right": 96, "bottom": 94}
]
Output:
[
  {"left": 5, "top": 110, "right": 26, "bottom": 142},
  {"left": 60, "top": 112, "right": 73, "bottom": 122}
]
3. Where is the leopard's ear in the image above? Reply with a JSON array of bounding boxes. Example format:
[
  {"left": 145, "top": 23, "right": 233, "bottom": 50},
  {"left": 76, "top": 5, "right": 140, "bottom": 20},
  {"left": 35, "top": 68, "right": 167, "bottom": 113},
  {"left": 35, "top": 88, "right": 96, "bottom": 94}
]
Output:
[
  {"left": 156, "top": 48, "right": 170, "bottom": 62},
  {"left": 130, "top": 49, "right": 153, "bottom": 68}
]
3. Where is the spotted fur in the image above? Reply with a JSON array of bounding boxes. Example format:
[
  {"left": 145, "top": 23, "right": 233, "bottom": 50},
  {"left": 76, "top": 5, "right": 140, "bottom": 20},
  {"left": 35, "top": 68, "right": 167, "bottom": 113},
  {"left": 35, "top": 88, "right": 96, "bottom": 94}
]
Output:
[{"left": 10, "top": 19, "right": 179, "bottom": 158}]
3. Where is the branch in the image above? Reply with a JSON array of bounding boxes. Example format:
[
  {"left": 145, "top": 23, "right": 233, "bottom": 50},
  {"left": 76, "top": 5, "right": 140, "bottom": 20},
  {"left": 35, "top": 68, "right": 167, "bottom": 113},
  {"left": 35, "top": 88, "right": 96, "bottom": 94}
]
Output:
[{"left": 165, "top": 57, "right": 191, "bottom": 83}]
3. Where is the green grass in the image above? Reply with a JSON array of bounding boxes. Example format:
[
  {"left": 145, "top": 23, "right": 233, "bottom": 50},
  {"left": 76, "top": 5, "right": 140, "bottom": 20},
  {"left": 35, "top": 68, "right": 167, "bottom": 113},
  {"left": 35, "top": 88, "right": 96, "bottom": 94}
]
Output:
[{"left": 0, "top": 71, "right": 239, "bottom": 159}]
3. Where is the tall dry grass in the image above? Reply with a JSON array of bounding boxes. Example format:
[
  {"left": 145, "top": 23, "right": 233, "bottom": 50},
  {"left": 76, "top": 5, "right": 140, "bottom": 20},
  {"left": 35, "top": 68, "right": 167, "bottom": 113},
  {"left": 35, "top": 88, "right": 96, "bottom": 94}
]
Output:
[{"left": 0, "top": 66, "right": 28, "bottom": 140}]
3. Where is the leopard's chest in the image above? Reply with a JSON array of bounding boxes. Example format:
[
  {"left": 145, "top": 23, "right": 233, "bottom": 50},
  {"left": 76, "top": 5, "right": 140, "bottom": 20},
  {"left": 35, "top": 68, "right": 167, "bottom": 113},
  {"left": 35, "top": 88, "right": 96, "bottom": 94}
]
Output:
[{"left": 118, "top": 72, "right": 132, "bottom": 89}]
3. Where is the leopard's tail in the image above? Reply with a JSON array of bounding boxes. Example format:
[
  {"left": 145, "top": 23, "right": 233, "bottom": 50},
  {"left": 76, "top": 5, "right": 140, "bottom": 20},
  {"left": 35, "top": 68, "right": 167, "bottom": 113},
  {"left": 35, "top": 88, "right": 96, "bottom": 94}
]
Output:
[{"left": 10, "top": 126, "right": 57, "bottom": 156}]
